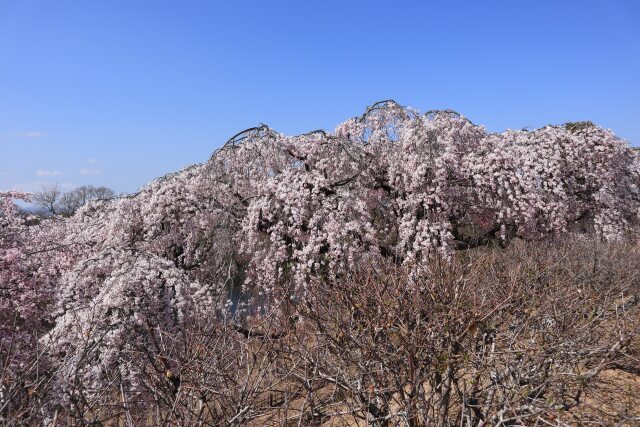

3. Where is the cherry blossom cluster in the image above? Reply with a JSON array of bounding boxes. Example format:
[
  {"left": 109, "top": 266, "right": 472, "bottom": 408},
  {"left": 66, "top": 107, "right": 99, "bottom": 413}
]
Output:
[
  {"left": 1, "top": 192, "right": 56, "bottom": 364},
  {"left": 1, "top": 102, "right": 638, "bottom": 408},
  {"left": 44, "top": 249, "right": 213, "bottom": 403}
]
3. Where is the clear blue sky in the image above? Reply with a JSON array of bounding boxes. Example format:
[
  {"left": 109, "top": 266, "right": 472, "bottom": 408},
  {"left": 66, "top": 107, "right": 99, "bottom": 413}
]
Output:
[{"left": 1, "top": 0, "right": 639, "bottom": 194}]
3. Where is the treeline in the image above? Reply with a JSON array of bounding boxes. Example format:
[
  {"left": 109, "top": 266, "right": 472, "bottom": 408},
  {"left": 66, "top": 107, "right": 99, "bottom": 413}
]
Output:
[{"left": 30, "top": 184, "right": 114, "bottom": 217}]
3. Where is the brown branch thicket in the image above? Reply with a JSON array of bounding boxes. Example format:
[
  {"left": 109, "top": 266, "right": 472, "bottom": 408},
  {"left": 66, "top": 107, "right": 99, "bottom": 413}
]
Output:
[
  {"left": 2, "top": 236, "right": 639, "bottom": 426},
  {"left": 288, "top": 237, "right": 640, "bottom": 426}
]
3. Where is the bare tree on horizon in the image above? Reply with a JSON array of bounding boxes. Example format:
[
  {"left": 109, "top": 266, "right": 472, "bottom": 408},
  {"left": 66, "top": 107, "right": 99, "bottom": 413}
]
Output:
[{"left": 33, "top": 183, "right": 115, "bottom": 217}]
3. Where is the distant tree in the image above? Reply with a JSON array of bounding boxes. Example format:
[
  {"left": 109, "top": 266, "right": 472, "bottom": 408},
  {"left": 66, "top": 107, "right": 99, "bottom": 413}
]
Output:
[
  {"left": 57, "top": 185, "right": 115, "bottom": 216},
  {"left": 33, "top": 184, "right": 115, "bottom": 217},
  {"left": 32, "top": 183, "right": 62, "bottom": 216}
]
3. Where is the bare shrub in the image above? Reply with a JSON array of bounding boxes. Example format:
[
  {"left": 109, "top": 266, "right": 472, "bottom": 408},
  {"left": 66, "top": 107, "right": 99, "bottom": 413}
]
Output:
[{"left": 285, "top": 237, "right": 640, "bottom": 426}]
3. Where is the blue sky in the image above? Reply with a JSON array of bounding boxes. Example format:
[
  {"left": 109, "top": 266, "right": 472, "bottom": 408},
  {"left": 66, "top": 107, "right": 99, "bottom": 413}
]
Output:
[{"left": 1, "top": 0, "right": 639, "bottom": 194}]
